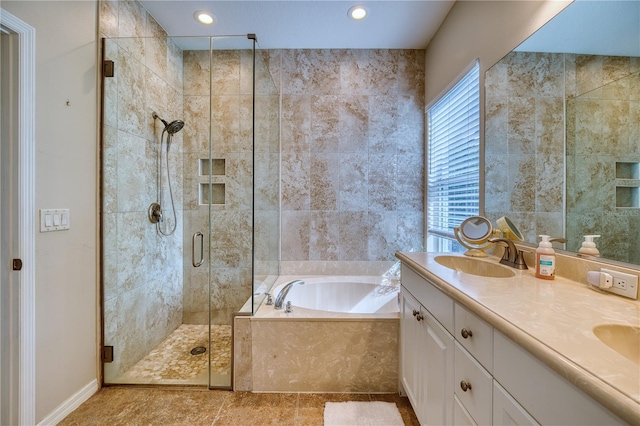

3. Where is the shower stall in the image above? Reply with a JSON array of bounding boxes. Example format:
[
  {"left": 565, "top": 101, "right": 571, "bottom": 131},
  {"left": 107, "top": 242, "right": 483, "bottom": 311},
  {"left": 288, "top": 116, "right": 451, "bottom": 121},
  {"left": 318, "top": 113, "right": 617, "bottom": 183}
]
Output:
[{"left": 100, "top": 34, "right": 279, "bottom": 388}]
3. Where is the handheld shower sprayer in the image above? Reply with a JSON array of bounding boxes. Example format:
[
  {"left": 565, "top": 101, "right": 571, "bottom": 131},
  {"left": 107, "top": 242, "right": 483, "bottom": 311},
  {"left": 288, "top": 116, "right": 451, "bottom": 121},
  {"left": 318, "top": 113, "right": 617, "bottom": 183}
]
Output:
[{"left": 150, "top": 112, "right": 185, "bottom": 236}]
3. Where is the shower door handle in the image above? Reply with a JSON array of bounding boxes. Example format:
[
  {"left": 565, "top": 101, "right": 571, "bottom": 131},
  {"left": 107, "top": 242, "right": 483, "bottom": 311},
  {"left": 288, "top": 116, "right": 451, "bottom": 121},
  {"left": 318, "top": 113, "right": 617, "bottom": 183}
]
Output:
[{"left": 192, "top": 232, "right": 204, "bottom": 267}]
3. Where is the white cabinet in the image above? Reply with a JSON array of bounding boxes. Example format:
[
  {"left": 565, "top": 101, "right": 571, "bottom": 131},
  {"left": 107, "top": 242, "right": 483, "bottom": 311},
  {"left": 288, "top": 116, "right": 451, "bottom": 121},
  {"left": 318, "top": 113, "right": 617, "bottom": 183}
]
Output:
[
  {"left": 399, "top": 262, "right": 624, "bottom": 425},
  {"left": 401, "top": 288, "right": 454, "bottom": 426}
]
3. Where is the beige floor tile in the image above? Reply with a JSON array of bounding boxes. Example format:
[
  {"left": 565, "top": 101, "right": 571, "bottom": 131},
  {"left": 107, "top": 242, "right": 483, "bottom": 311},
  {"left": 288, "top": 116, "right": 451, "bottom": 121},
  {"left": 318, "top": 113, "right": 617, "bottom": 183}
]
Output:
[
  {"left": 60, "top": 387, "right": 418, "bottom": 426},
  {"left": 370, "top": 393, "right": 420, "bottom": 425}
]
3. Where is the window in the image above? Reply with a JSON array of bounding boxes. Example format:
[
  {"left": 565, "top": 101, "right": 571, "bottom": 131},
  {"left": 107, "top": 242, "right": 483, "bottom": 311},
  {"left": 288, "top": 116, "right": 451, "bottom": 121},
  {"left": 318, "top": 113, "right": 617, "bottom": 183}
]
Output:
[{"left": 426, "top": 61, "right": 480, "bottom": 252}]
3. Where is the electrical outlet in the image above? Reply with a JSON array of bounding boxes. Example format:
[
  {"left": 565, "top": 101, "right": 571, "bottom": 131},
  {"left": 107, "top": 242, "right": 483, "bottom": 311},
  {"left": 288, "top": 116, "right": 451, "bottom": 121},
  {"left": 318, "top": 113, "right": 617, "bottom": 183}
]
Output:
[
  {"left": 601, "top": 268, "right": 638, "bottom": 300},
  {"left": 614, "top": 278, "right": 627, "bottom": 289}
]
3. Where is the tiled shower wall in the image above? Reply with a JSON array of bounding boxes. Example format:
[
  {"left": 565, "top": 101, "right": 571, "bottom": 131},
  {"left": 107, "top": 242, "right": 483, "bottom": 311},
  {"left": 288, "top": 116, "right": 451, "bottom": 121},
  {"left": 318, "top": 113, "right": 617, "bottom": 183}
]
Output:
[
  {"left": 566, "top": 58, "right": 640, "bottom": 264},
  {"left": 266, "top": 49, "right": 426, "bottom": 274},
  {"left": 100, "top": 0, "right": 185, "bottom": 379},
  {"left": 485, "top": 51, "right": 640, "bottom": 263},
  {"left": 181, "top": 48, "right": 280, "bottom": 324}
]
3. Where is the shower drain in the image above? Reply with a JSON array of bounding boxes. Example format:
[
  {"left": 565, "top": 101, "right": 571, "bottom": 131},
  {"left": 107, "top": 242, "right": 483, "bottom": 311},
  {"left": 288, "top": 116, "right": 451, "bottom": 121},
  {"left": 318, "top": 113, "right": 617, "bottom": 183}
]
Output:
[{"left": 190, "top": 346, "right": 207, "bottom": 356}]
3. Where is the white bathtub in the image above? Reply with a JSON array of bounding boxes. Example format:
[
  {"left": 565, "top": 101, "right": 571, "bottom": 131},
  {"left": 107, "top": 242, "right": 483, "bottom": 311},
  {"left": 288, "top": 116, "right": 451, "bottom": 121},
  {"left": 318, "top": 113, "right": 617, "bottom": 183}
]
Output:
[{"left": 268, "top": 275, "right": 399, "bottom": 314}]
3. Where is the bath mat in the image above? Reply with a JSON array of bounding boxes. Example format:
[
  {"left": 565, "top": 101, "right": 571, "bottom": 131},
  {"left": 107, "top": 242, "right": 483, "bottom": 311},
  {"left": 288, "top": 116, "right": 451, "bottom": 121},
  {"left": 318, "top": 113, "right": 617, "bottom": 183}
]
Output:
[{"left": 324, "top": 401, "right": 404, "bottom": 426}]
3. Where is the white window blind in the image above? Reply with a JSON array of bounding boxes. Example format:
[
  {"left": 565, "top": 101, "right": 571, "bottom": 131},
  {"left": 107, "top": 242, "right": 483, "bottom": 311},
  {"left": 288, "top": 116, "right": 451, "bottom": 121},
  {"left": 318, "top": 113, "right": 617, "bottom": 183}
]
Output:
[{"left": 427, "top": 61, "right": 480, "bottom": 243}]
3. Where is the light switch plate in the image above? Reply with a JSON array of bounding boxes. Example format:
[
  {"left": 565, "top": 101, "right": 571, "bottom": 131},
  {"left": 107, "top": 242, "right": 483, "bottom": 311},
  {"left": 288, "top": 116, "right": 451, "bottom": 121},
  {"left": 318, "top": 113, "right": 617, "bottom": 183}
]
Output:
[{"left": 40, "top": 209, "right": 70, "bottom": 232}]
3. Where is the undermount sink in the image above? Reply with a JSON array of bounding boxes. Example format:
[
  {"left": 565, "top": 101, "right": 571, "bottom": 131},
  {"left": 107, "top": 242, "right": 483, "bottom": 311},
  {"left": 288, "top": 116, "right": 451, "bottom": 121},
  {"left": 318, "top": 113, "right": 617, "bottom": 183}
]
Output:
[
  {"left": 593, "top": 324, "right": 640, "bottom": 365},
  {"left": 434, "top": 255, "right": 516, "bottom": 278}
]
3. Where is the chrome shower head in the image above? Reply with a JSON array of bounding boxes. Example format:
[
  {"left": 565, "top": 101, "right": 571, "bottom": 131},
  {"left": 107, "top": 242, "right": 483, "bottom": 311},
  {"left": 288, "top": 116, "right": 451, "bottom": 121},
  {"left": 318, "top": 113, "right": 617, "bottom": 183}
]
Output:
[
  {"left": 152, "top": 112, "right": 184, "bottom": 135},
  {"left": 165, "top": 120, "right": 184, "bottom": 135}
]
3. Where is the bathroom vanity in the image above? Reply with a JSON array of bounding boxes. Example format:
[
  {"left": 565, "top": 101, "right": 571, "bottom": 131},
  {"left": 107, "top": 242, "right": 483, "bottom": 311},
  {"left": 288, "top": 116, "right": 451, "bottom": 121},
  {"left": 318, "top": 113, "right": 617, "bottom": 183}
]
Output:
[{"left": 396, "top": 251, "right": 639, "bottom": 425}]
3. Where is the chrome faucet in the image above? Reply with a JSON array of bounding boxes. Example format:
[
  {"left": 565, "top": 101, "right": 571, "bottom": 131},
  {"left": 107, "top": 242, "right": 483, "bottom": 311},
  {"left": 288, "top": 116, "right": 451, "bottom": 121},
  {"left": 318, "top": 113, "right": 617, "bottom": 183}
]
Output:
[
  {"left": 274, "top": 280, "right": 304, "bottom": 309},
  {"left": 488, "top": 238, "right": 528, "bottom": 270}
]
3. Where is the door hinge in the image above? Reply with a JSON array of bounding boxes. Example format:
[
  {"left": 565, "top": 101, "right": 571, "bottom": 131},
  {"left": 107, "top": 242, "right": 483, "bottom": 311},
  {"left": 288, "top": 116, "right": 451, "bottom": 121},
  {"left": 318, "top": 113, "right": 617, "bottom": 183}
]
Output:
[
  {"left": 103, "top": 60, "right": 114, "bottom": 78},
  {"left": 102, "top": 346, "right": 114, "bottom": 363},
  {"left": 12, "top": 259, "right": 22, "bottom": 271}
]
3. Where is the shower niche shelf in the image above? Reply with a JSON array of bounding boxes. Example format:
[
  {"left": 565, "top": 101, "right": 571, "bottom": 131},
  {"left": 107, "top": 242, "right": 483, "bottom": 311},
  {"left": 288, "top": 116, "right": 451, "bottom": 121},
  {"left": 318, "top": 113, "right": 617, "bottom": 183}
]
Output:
[
  {"left": 200, "top": 158, "right": 225, "bottom": 176},
  {"left": 200, "top": 183, "right": 225, "bottom": 205},
  {"left": 615, "top": 162, "right": 640, "bottom": 208}
]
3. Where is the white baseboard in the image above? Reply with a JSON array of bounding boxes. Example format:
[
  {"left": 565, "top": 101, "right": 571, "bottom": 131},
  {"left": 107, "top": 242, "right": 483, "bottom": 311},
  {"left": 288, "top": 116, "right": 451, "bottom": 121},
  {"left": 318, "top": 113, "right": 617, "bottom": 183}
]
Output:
[{"left": 37, "top": 379, "right": 98, "bottom": 426}]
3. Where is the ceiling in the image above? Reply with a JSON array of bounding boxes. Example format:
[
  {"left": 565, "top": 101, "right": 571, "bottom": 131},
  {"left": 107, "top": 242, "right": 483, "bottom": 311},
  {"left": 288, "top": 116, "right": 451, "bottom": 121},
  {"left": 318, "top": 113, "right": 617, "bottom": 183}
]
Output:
[{"left": 138, "top": 0, "right": 456, "bottom": 50}]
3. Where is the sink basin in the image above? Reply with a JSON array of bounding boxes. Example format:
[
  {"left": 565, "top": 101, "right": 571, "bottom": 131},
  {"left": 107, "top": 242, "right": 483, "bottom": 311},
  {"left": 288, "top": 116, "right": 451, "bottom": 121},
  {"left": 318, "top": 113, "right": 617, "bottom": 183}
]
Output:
[
  {"left": 593, "top": 324, "right": 640, "bottom": 365},
  {"left": 434, "top": 255, "right": 516, "bottom": 278}
]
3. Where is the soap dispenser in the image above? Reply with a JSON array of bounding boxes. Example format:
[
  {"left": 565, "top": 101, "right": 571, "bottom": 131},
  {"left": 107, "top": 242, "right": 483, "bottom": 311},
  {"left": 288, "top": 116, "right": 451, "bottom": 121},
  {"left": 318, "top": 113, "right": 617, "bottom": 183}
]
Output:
[
  {"left": 535, "top": 235, "right": 555, "bottom": 280},
  {"left": 578, "top": 235, "right": 600, "bottom": 258}
]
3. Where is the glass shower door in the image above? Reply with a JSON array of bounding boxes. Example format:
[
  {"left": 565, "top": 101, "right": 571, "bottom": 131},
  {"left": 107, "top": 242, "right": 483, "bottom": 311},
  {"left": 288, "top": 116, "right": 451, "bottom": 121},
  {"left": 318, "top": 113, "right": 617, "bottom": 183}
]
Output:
[{"left": 101, "top": 34, "right": 194, "bottom": 385}]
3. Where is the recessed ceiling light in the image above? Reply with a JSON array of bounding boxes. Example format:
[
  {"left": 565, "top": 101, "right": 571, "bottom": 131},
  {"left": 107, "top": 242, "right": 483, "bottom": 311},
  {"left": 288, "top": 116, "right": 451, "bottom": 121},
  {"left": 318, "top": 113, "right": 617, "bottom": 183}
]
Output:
[
  {"left": 348, "top": 5, "right": 367, "bottom": 20},
  {"left": 193, "top": 10, "right": 215, "bottom": 25}
]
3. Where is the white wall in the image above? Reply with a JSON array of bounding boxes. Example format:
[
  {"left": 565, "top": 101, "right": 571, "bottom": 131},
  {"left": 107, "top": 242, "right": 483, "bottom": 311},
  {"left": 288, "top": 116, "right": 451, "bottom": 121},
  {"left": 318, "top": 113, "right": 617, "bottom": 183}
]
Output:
[
  {"left": 2, "top": 1, "right": 98, "bottom": 422},
  {"left": 425, "top": 0, "right": 572, "bottom": 105}
]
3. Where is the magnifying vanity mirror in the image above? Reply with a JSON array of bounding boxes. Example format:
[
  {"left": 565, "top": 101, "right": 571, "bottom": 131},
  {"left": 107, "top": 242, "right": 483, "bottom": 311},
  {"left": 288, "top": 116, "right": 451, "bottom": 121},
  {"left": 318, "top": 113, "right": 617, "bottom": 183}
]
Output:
[
  {"left": 455, "top": 216, "right": 497, "bottom": 257},
  {"left": 484, "top": 0, "right": 640, "bottom": 267}
]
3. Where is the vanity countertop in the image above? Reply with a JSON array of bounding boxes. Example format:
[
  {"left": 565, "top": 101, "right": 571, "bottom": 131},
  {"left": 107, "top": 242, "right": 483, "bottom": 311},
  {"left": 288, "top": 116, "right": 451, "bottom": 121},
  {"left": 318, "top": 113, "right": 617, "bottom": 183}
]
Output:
[{"left": 396, "top": 251, "right": 640, "bottom": 425}]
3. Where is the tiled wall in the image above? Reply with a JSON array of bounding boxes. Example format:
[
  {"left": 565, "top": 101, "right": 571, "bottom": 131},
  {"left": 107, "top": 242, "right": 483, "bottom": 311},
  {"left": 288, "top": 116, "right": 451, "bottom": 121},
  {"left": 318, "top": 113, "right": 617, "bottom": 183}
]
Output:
[
  {"left": 486, "top": 51, "right": 640, "bottom": 263},
  {"left": 181, "top": 48, "right": 275, "bottom": 324},
  {"left": 566, "top": 57, "right": 640, "bottom": 264},
  {"left": 485, "top": 51, "right": 565, "bottom": 243},
  {"left": 100, "top": 0, "right": 185, "bottom": 380},
  {"left": 267, "top": 49, "right": 426, "bottom": 274}
]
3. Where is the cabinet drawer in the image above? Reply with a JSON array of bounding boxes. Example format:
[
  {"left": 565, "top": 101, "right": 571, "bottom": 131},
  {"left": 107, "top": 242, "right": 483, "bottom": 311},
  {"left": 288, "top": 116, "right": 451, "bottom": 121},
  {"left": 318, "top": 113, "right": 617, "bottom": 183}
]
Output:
[
  {"left": 454, "top": 342, "right": 493, "bottom": 425},
  {"left": 401, "top": 264, "right": 454, "bottom": 333},
  {"left": 454, "top": 303, "right": 493, "bottom": 372}
]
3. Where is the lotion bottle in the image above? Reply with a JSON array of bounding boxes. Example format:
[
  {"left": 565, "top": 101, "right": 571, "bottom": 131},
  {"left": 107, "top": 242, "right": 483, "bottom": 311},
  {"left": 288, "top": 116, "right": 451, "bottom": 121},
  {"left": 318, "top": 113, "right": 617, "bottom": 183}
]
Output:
[
  {"left": 578, "top": 235, "right": 600, "bottom": 258},
  {"left": 535, "top": 235, "right": 555, "bottom": 280}
]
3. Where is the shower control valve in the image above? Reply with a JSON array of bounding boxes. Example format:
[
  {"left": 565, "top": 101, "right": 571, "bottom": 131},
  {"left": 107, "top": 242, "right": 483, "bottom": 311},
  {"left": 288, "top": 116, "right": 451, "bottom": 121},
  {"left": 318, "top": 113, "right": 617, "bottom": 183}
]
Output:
[{"left": 148, "top": 203, "right": 162, "bottom": 224}]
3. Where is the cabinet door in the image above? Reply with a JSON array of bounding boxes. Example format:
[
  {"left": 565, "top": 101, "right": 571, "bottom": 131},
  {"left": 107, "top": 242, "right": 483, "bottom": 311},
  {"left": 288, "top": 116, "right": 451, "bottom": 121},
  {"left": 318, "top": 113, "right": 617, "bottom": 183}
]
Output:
[
  {"left": 401, "top": 288, "right": 455, "bottom": 426},
  {"left": 421, "top": 308, "right": 455, "bottom": 425},
  {"left": 400, "top": 289, "right": 421, "bottom": 410},
  {"left": 493, "top": 381, "right": 539, "bottom": 425}
]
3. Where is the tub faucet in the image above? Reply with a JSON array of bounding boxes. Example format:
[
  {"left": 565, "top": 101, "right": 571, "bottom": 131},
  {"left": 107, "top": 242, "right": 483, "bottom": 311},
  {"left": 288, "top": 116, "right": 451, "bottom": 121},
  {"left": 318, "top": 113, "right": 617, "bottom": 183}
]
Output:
[{"left": 274, "top": 280, "right": 304, "bottom": 310}]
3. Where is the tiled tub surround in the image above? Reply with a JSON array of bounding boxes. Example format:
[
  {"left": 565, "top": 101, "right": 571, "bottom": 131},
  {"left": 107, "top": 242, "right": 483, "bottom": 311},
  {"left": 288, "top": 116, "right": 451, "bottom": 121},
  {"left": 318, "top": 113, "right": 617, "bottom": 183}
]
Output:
[
  {"left": 485, "top": 51, "right": 640, "bottom": 263},
  {"left": 396, "top": 251, "right": 640, "bottom": 425},
  {"left": 268, "top": 49, "right": 426, "bottom": 265},
  {"left": 248, "top": 275, "right": 400, "bottom": 393}
]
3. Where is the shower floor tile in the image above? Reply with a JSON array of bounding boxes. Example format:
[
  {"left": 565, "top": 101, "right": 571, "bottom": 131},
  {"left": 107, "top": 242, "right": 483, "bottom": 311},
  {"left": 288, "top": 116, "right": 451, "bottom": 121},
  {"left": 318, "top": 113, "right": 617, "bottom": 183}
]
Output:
[{"left": 116, "top": 324, "right": 231, "bottom": 385}]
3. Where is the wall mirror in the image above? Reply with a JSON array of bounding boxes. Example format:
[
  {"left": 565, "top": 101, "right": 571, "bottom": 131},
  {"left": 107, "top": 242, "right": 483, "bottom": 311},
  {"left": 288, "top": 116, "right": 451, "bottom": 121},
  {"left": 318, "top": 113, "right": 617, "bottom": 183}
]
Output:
[{"left": 484, "top": 0, "right": 640, "bottom": 267}]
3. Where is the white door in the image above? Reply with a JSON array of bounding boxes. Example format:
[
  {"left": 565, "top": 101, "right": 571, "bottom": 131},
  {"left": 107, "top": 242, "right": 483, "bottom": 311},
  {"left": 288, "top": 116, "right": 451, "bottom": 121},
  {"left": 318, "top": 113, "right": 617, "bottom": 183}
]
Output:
[
  {"left": 0, "top": 10, "right": 36, "bottom": 424},
  {"left": 0, "top": 27, "right": 20, "bottom": 426}
]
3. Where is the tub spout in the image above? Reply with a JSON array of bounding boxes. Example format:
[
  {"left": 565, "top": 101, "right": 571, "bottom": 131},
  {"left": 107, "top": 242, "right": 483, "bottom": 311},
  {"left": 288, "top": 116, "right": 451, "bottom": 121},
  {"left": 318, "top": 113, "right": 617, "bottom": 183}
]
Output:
[{"left": 274, "top": 280, "right": 304, "bottom": 309}]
